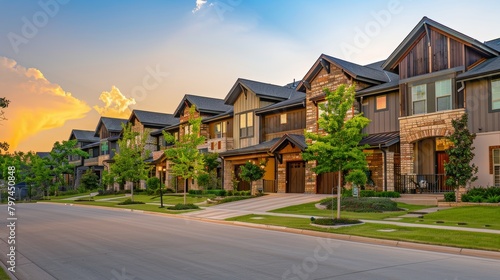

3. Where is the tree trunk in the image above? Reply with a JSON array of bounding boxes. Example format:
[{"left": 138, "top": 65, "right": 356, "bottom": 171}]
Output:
[{"left": 337, "top": 170, "right": 341, "bottom": 219}]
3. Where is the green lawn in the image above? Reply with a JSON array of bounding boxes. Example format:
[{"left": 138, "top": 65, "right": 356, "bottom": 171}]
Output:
[
  {"left": 399, "top": 206, "right": 500, "bottom": 230},
  {"left": 0, "top": 266, "right": 10, "bottom": 280},
  {"left": 269, "top": 201, "right": 430, "bottom": 220},
  {"left": 227, "top": 214, "right": 500, "bottom": 252}
]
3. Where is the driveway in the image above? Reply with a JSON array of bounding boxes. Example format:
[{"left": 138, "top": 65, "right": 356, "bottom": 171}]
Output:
[{"left": 181, "top": 193, "right": 330, "bottom": 220}]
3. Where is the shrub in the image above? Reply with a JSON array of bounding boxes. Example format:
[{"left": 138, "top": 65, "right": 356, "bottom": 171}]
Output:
[
  {"left": 59, "top": 189, "right": 80, "bottom": 196},
  {"left": 117, "top": 199, "right": 145, "bottom": 205},
  {"left": 312, "top": 218, "right": 362, "bottom": 226},
  {"left": 188, "top": 190, "right": 203, "bottom": 195},
  {"left": 444, "top": 192, "right": 456, "bottom": 202},
  {"left": 217, "top": 196, "right": 251, "bottom": 204},
  {"left": 469, "top": 195, "right": 484, "bottom": 203},
  {"left": 167, "top": 203, "right": 200, "bottom": 210},
  {"left": 486, "top": 195, "right": 500, "bottom": 203},
  {"left": 461, "top": 187, "right": 500, "bottom": 203},
  {"left": 342, "top": 188, "right": 353, "bottom": 198},
  {"left": 242, "top": 191, "right": 251, "bottom": 196},
  {"left": 320, "top": 197, "right": 401, "bottom": 212},
  {"left": 146, "top": 177, "right": 161, "bottom": 191},
  {"left": 226, "top": 190, "right": 233, "bottom": 196},
  {"left": 205, "top": 189, "right": 226, "bottom": 196},
  {"left": 359, "top": 190, "right": 400, "bottom": 198},
  {"left": 165, "top": 188, "right": 175, "bottom": 193}
]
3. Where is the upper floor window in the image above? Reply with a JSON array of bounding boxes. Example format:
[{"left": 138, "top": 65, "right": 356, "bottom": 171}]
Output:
[
  {"left": 436, "top": 79, "right": 452, "bottom": 111},
  {"left": 101, "top": 142, "right": 109, "bottom": 155},
  {"left": 318, "top": 101, "right": 329, "bottom": 117},
  {"left": 492, "top": 79, "right": 500, "bottom": 111},
  {"left": 280, "top": 113, "right": 287, "bottom": 124},
  {"left": 183, "top": 124, "right": 191, "bottom": 136},
  {"left": 375, "top": 95, "right": 387, "bottom": 111},
  {"left": 239, "top": 112, "right": 254, "bottom": 138},
  {"left": 412, "top": 84, "right": 427, "bottom": 115},
  {"left": 215, "top": 121, "right": 226, "bottom": 138}
]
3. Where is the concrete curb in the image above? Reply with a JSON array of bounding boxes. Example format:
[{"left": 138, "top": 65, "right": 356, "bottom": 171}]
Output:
[{"left": 37, "top": 202, "right": 500, "bottom": 260}]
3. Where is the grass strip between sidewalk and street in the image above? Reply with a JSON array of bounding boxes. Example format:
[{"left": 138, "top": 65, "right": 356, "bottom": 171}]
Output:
[{"left": 226, "top": 214, "right": 500, "bottom": 252}]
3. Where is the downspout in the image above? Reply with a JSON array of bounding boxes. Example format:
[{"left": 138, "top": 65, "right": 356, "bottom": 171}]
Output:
[{"left": 379, "top": 144, "right": 388, "bottom": 192}]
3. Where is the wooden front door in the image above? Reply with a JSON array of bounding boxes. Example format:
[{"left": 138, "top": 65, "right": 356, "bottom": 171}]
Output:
[
  {"left": 436, "top": 151, "right": 450, "bottom": 191},
  {"left": 317, "top": 172, "right": 340, "bottom": 194},
  {"left": 287, "top": 161, "right": 305, "bottom": 193}
]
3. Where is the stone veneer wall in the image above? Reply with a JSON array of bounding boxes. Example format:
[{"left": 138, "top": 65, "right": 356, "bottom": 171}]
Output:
[
  {"left": 399, "top": 109, "right": 465, "bottom": 174},
  {"left": 304, "top": 65, "right": 372, "bottom": 192}
]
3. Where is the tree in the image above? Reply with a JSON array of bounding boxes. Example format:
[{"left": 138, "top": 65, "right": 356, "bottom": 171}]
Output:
[
  {"left": 198, "top": 152, "right": 221, "bottom": 190},
  {"left": 48, "top": 139, "right": 89, "bottom": 194},
  {"left": 79, "top": 169, "right": 100, "bottom": 191},
  {"left": 238, "top": 161, "right": 266, "bottom": 194},
  {"left": 24, "top": 153, "right": 52, "bottom": 199},
  {"left": 163, "top": 106, "right": 205, "bottom": 204},
  {"left": 0, "top": 97, "right": 10, "bottom": 153},
  {"left": 108, "top": 123, "right": 151, "bottom": 201},
  {"left": 445, "top": 113, "right": 478, "bottom": 201},
  {"left": 302, "top": 84, "right": 370, "bottom": 219}
]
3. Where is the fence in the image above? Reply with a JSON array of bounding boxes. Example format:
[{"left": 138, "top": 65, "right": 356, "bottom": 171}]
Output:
[{"left": 396, "top": 174, "right": 453, "bottom": 193}]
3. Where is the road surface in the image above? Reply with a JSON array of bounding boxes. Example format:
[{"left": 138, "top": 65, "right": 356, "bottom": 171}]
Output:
[{"left": 1, "top": 203, "right": 499, "bottom": 280}]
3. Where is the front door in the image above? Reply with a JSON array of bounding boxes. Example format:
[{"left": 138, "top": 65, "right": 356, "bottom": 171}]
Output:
[
  {"left": 286, "top": 161, "right": 305, "bottom": 193},
  {"left": 436, "top": 151, "right": 450, "bottom": 191},
  {"left": 234, "top": 165, "right": 250, "bottom": 191}
]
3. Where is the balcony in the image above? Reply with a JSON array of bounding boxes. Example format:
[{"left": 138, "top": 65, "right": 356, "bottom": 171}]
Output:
[{"left": 84, "top": 157, "right": 99, "bottom": 167}]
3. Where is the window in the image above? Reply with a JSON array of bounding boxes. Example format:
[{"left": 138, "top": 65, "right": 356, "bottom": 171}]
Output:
[
  {"left": 318, "top": 101, "right": 328, "bottom": 117},
  {"left": 183, "top": 124, "right": 191, "bottom": 136},
  {"left": 239, "top": 112, "right": 254, "bottom": 138},
  {"left": 494, "top": 149, "right": 500, "bottom": 186},
  {"left": 412, "top": 84, "right": 427, "bottom": 114},
  {"left": 101, "top": 142, "right": 109, "bottom": 155},
  {"left": 492, "top": 79, "right": 500, "bottom": 111},
  {"left": 376, "top": 95, "right": 387, "bottom": 111},
  {"left": 436, "top": 79, "right": 452, "bottom": 111},
  {"left": 215, "top": 121, "right": 226, "bottom": 138},
  {"left": 280, "top": 113, "right": 287, "bottom": 124}
]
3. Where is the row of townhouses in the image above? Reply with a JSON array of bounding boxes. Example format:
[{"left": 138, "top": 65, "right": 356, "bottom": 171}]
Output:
[{"left": 64, "top": 17, "right": 500, "bottom": 194}]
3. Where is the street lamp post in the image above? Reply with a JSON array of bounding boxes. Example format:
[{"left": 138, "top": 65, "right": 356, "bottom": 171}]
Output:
[{"left": 159, "top": 166, "right": 164, "bottom": 208}]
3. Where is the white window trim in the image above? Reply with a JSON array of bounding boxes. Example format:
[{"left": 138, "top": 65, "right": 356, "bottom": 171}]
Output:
[
  {"left": 435, "top": 79, "right": 452, "bottom": 112},
  {"left": 412, "top": 84, "right": 427, "bottom": 115}
]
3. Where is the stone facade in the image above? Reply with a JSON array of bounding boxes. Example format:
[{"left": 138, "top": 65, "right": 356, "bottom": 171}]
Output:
[
  {"left": 399, "top": 109, "right": 465, "bottom": 174},
  {"left": 276, "top": 144, "right": 304, "bottom": 193}
]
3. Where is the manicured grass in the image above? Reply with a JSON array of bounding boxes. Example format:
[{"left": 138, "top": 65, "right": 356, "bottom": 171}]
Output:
[
  {"left": 400, "top": 206, "right": 500, "bottom": 230},
  {"left": 227, "top": 214, "right": 500, "bottom": 251},
  {"left": 0, "top": 266, "right": 11, "bottom": 280},
  {"left": 269, "top": 201, "right": 429, "bottom": 220},
  {"left": 67, "top": 200, "right": 200, "bottom": 214}
]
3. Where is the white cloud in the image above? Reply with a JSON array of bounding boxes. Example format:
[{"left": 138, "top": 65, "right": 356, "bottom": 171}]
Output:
[
  {"left": 93, "top": 86, "right": 136, "bottom": 118},
  {"left": 192, "top": 0, "right": 208, "bottom": 13}
]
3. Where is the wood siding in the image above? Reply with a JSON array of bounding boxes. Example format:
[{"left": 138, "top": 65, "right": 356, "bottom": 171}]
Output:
[
  {"left": 208, "top": 118, "right": 233, "bottom": 139},
  {"left": 262, "top": 109, "right": 305, "bottom": 141},
  {"left": 362, "top": 91, "right": 399, "bottom": 134},
  {"left": 233, "top": 90, "right": 260, "bottom": 149},
  {"left": 466, "top": 78, "right": 500, "bottom": 133}
]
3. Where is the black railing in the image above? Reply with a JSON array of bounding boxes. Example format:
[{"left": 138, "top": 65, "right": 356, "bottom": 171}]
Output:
[{"left": 397, "top": 174, "right": 453, "bottom": 194}]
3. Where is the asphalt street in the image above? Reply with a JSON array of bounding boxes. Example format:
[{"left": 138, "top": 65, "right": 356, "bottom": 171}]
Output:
[{"left": 1, "top": 203, "right": 499, "bottom": 280}]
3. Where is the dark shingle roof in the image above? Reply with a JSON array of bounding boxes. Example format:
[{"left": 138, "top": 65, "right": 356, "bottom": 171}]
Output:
[
  {"left": 356, "top": 79, "right": 400, "bottom": 96},
  {"left": 255, "top": 93, "right": 306, "bottom": 115},
  {"left": 201, "top": 109, "right": 233, "bottom": 124},
  {"left": 225, "top": 78, "right": 300, "bottom": 105},
  {"left": 485, "top": 38, "right": 500, "bottom": 52},
  {"left": 219, "top": 138, "right": 281, "bottom": 157},
  {"left": 69, "top": 129, "right": 100, "bottom": 142},
  {"left": 174, "top": 94, "right": 232, "bottom": 117},
  {"left": 383, "top": 17, "right": 498, "bottom": 70},
  {"left": 323, "top": 55, "right": 394, "bottom": 83},
  {"left": 131, "top": 110, "right": 178, "bottom": 127},
  {"left": 359, "top": 131, "right": 400, "bottom": 148},
  {"left": 95, "top": 117, "right": 128, "bottom": 137},
  {"left": 269, "top": 134, "right": 306, "bottom": 153},
  {"left": 457, "top": 56, "right": 500, "bottom": 81}
]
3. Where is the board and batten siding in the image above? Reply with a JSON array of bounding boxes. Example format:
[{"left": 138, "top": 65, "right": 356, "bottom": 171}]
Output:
[
  {"left": 233, "top": 91, "right": 260, "bottom": 149},
  {"left": 362, "top": 91, "right": 400, "bottom": 134},
  {"left": 262, "top": 108, "right": 306, "bottom": 141},
  {"left": 466, "top": 78, "right": 500, "bottom": 133}
]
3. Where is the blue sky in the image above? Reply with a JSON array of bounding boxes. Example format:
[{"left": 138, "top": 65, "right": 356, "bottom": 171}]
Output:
[{"left": 1, "top": 0, "right": 500, "bottom": 152}]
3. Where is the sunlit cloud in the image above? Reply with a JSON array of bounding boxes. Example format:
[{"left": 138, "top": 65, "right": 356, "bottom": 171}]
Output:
[
  {"left": 0, "top": 56, "right": 91, "bottom": 152},
  {"left": 192, "top": 0, "right": 208, "bottom": 13},
  {"left": 93, "top": 86, "right": 135, "bottom": 118}
]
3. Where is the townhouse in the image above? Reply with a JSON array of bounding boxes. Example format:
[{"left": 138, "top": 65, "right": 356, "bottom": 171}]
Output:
[{"left": 66, "top": 16, "right": 499, "bottom": 193}]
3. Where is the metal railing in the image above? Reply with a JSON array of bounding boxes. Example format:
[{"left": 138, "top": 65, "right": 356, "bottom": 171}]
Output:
[{"left": 397, "top": 174, "right": 453, "bottom": 193}]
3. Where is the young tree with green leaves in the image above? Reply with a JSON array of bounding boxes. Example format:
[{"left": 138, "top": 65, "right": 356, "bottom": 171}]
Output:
[
  {"left": 445, "top": 113, "right": 478, "bottom": 201},
  {"left": 302, "top": 84, "right": 370, "bottom": 219},
  {"left": 79, "top": 169, "right": 100, "bottom": 191},
  {"left": 24, "top": 153, "right": 52, "bottom": 199},
  {"left": 163, "top": 106, "right": 206, "bottom": 205},
  {"left": 238, "top": 160, "right": 266, "bottom": 194},
  {"left": 108, "top": 123, "right": 151, "bottom": 201},
  {"left": 47, "top": 139, "right": 89, "bottom": 194},
  {"left": 0, "top": 97, "right": 10, "bottom": 153}
]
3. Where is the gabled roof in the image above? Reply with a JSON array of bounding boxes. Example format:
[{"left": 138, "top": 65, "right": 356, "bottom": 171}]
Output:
[
  {"left": 150, "top": 122, "right": 181, "bottom": 137},
  {"left": 95, "top": 117, "right": 128, "bottom": 137},
  {"left": 457, "top": 56, "right": 500, "bottom": 81},
  {"left": 219, "top": 138, "right": 281, "bottom": 157},
  {"left": 69, "top": 129, "right": 100, "bottom": 143},
  {"left": 224, "top": 78, "right": 299, "bottom": 105},
  {"left": 130, "top": 110, "right": 178, "bottom": 128},
  {"left": 201, "top": 109, "right": 233, "bottom": 124},
  {"left": 359, "top": 131, "right": 400, "bottom": 148},
  {"left": 485, "top": 38, "right": 500, "bottom": 52},
  {"left": 255, "top": 92, "right": 306, "bottom": 115},
  {"left": 269, "top": 134, "right": 306, "bottom": 153},
  {"left": 356, "top": 79, "right": 399, "bottom": 96},
  {"left": 383, "top": 17, "right": 499, "bottom": 71},
  {"left": 173, "top": 94, "right": 232, "bottom": 118},
  {"left": 297, "top": 54, "right": 395, "bottom": 92}
]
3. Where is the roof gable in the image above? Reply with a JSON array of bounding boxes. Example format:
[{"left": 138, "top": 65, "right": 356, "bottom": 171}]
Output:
[
  {"left": 224, "top": 78, "right": 299, "bottom": 105},
  {"left": 69, "top": 129, "right": 100, "bottom": 142},
  {"left": 173, "top": 94, "right": 232, "bottom": 117},
  {"left": 382, "top": 17, "right": 498, "bottom": 71},
  {"left": 130, "top": 110, "right": 178, "bottom": 128},
  {"left": 95, "top": 117, "right": 128, "bottom": 137}
]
